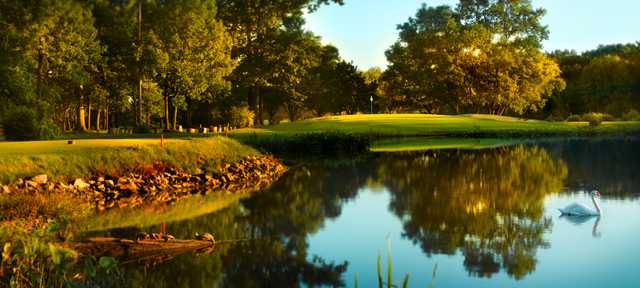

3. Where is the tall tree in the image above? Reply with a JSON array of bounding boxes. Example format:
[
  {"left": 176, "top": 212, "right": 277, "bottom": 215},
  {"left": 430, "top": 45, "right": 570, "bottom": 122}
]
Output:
[
  {"left": 149, "top": 0, "right": 236, "bottom": 130},
  {"left": 385, "top": 1, "right": 564, "bottom": 115},
  {"left": 0, "top": 0, "right": 103, "bottom": 132},
  {"left": 216, "top": 0, "right": 343, "bottom": 124}
]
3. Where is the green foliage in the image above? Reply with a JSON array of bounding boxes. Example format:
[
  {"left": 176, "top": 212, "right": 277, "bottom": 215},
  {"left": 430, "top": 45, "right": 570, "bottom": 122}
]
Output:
[
  {"left": 566, "top": 114, "right": 582, "bottom": 122},
  {"left": 1, "top": 107, "right": 60, "bottom": 140},
  {"left": 2, "top": 107, "right": 40, "bottom": 140},
  {"left": 236, "top": 132, "right": 370, "bottom": 156},
  {"left": 622, "top": 109, "right": 640, "bottom": 121},
  {"left": 383, "top": 1, "right": 564, "bottom": 115},
  {"left": 583, "top": 113, "right": 604, "bottom": 126},
  {"left": 548, "top": 43, "right": 640, "bottom": 118},
  {"left": 228, "top": 106, "right": 255, "bottom": 128}
]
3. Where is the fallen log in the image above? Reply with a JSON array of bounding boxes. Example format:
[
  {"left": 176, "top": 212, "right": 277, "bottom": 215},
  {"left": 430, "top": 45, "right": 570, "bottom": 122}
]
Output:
[{"left": 67, "top": 237, "right": 215, "bottom": 265}]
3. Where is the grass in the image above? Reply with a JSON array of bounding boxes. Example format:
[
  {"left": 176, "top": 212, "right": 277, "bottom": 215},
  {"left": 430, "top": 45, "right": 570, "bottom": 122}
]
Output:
[
  {"left": 80, "top": 191, "right": 249, "bottom": 232},
  {"left": 0, "top": 136, "right": 259, "bottom": 184},
  {"left": 370, "top": 137, "right": 520, "bottom": 152},
  {"left": 0, "top": 136, "right": 266, "bottom": 287},
  {"left": 235, "top": 114, "right": 640, "bottom": 137}
]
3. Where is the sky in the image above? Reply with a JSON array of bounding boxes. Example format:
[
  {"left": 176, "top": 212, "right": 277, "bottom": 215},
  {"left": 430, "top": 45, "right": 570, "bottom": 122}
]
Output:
[{"left": 304, "top": 0, "right": 640, "bottom": 70}]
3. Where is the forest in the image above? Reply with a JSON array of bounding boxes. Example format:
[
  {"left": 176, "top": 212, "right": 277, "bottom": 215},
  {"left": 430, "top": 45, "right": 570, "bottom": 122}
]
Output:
[{"left": 0, "top": 0, "right": 639, "bottom": 140}]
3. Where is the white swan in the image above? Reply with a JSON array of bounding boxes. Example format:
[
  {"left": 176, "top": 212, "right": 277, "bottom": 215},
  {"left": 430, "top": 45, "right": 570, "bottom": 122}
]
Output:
[{"left": 558, "top": 191, "right": 602, "bottom": 216}]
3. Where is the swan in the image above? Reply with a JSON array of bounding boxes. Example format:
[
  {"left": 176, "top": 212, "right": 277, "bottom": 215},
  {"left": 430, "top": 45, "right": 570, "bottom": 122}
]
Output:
[{"left": 558, "top": 191, "right": 602, "bottom": 216}]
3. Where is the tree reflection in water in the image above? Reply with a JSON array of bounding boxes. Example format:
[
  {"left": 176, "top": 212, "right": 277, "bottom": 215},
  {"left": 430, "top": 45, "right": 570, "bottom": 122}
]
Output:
[
  {"left": 111, "top": 160, "right": 370, "bottom": 287},
  {"left": 377, "top": 145, "right": 568, "bottom": 279},
  {"left": 101, "top": 145, "right": 572, "bottom": 286}
]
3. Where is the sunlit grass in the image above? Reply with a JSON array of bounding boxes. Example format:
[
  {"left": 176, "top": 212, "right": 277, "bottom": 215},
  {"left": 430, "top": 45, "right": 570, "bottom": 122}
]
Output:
[
  {"left": 80, "top": 191, "right": 249, "bottom": 232},
  {"left": 236, "top": 115, "right": 640, "bottom": 138},
  {"left": 0, "top": 138, "right": 181, "bottom": 155},
  {"left": 235, "top": 114, "right": 574, "bottom": 136},
  {"left": 370, "top": 137, "right": 520, "bottom": 152},
  {"left": 0, "top": 136, "right": 259, "bottom": 184}
]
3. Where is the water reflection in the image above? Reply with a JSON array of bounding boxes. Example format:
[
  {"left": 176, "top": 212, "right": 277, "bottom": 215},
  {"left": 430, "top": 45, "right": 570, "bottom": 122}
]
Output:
[
  {"left": 378, "top": 146, "right": 567, "bottom": 279},
  {"left": 96, "top": 138, "right": 639, "bottom": 287},
  {"left": 559, "top": 215, "right": 601, "bottom": 238}
]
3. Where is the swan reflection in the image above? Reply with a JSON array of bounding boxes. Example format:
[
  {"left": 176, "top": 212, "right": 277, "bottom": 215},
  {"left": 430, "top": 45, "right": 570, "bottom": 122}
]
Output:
[{"left": 559, "top": 215, "right": 601, "bottom": 238}]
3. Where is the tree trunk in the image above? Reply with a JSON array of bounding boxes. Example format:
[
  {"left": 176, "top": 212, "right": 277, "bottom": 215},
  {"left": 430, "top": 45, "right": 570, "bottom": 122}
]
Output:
[
  {"left": 78, "top": 94, "right": 87, "bottom": 131},
  {"left": 164, "top": 94, "right": 170, "bottom": 130},
  {"left": 87, "top": 101, "right": 92, "bottom": 130},
  {"left": 248, "top": 85, "right": 257, "bottom": 116},
  {"left": 257, "top": 87, "right": 264, "bottom": 126},
  {"left": 173, "top": 106, "right": 178, "bottom": 130},
  {"left": 95, "top": 109, "right": 101, "bottom": 131},
  {"left": 104, "top": 109, "right": 109, "bottom": 131}
]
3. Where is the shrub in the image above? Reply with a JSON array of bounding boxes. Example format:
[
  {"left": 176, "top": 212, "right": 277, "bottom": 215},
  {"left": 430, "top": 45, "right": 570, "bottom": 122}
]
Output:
[
  {"left": 622, "top": 109, "right": 640, "bottom": 121},
  {"left": 229, "top": 106, "right": 255, "bottom": 128},
  {"left": 236, "top": 132, "right": 370, "bottom": 156},
  {"left": 38, "top": 119, "right": 60, "bottom": 139},
  {"left": 2, "top": 107, "right": 40, "bottom": 140},
  {"left": 582, "top": 113, "right": 602, "bottom": 127},
  {"left": 566, "top": 114, "right": 582, "bottom": 122},
  {"left": 1, "top": 107, "right": 60, "bottom": 140}
]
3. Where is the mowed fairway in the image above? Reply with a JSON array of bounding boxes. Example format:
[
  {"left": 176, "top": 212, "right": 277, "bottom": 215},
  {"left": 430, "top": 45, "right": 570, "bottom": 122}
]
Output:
[
  {"left": 0, "top": 137, "right": 258, "bottom": 183},
  {"left": 236, "top": 114, "right": 582, "bottom": 136},
  {"left": 0, "top": 138, "right": 181, "bottom": 155}
]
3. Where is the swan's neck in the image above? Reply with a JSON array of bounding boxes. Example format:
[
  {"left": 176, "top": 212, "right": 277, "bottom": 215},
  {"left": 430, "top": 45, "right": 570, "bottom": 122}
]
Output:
[{"left": 592, "top": 196, "right": 602, "bottom": 214}]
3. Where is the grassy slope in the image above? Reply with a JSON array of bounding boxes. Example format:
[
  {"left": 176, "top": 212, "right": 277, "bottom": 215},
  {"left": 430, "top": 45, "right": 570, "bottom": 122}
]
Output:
[
  {"left": 235, "top": 114, "right": 640, "bottom": 136},
  {"left": 0, "top": 136, "right": 259, "bottom": 184},
  {"left": 370, "top": 137, "right": 519, "bottom": 152}
]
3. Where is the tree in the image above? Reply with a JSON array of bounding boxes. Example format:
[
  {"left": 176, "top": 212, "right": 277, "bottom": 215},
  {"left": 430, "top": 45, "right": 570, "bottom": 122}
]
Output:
[
  {"left": 149, "top": 0, "right": 236, "bottom": 129},
  {"left": 216, "top": 0, "right": 343, "bottom": 124},
  {"left": 0, "top": 0, "right": 103, "bottom": 133},
  {"left": 384, "top": 1, "right": 565, "bottom": 115},
  {"left": 546, "top": 43, "right": 640, "bottom": 118}
]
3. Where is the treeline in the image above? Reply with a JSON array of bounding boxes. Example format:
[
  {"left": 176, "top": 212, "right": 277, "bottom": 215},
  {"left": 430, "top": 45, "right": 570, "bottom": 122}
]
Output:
[
  {"left": 545, "top": 43, "right": 640, "bottom": 120},
  {"left": 1, "top": 0, "right": 639, "bottom": 140},
  {"left": 0, "top": 0, "right": 379, "bottom": 139},
  {"left": 374, "top": 1, "right": 640, "bottom": 120}
]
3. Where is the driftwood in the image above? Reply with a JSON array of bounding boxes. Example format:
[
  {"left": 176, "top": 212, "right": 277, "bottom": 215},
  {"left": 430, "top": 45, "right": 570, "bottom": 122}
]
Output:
[{"left": 68, "top": 237, "right": 215, "bottom": 266}]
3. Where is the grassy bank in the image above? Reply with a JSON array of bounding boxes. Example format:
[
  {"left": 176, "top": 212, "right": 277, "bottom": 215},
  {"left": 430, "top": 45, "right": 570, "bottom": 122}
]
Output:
[
  {"left": 0, "top": 136, "right": 258, "bottom": 184},
  {"left": 235, "top": 114, "right": 640, "bottom": 137},
  {"left": 0, "top": 136, "right": 280, "bottom": 287}
]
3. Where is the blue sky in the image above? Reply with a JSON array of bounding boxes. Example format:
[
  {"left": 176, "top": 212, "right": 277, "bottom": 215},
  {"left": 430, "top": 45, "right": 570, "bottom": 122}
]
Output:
[{"left": 305, "top": 0, "right": 640, "bottom": 69}]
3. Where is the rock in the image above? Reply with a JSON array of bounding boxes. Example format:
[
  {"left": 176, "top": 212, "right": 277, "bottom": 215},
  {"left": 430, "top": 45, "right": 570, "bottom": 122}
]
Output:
[
  {"left": 73, "top": 178, "right": 90, "bottom": 190},
  {"left": 31, "top": 174, "right": 48, "bottom": 184},
  {"left": 26, "top": 180, "right": 39, "bottom": 188},
  {"left": 118, "top": 182, "right": 137, "bottom": 193}
]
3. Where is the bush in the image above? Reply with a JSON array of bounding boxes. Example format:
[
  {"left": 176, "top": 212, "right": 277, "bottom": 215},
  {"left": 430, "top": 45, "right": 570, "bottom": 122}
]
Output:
[
  {"left": 581, "top": 113, "right": 602, "bottom": 127},
  {"left": 2, "top": 107, "right": 40, "bottom": 140},
  {"left": 38, "top": 118, "right": 61, "bottom": 139},
  {"left": 566, "top": 114, "right": 582, "bottom": 122},
  {"left": 1, "top": 107, "right": 60, "bottom": 140},
  {"left": 236, "top": 132, "right": 370, "bottom": 156},
  {"left": 622, "top": 109, "right": 640, "bottom": 121},
  {"left": 229, "top": 106, "right": 255, "bottom": 128}
]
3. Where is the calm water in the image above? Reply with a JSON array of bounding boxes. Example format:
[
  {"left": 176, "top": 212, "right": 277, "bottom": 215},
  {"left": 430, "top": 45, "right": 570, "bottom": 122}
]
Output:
[{"left": 98, "top": 137, "right": 640, "bottom": 287}]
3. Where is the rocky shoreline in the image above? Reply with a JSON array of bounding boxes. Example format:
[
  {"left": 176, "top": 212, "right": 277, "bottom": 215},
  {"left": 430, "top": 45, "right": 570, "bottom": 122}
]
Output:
[{"left": 1, "top": 155, "right": 287, "bottom": 212}]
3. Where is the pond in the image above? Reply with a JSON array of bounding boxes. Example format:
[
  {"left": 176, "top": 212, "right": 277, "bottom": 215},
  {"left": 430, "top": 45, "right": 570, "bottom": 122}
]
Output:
[{"left": 94, "top": 137, "right": 640, "bottom": 287}]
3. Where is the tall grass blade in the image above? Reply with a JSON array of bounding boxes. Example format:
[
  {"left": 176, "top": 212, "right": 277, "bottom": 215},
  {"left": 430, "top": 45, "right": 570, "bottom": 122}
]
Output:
[
  {"left": 387, "top": 238, "right": 392, "bottom": 288},
  {"left": 402, "top": 273, "right": 410, "bottom": 288},
  {"left": 354, "top": 272, "right": 359, "bottom": 288},
  {"left": 377, "top": 254, "right": 383, "bottom": 288},
  {"left": 427, "top": 263, "right": 438, "bottom": 288}
]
